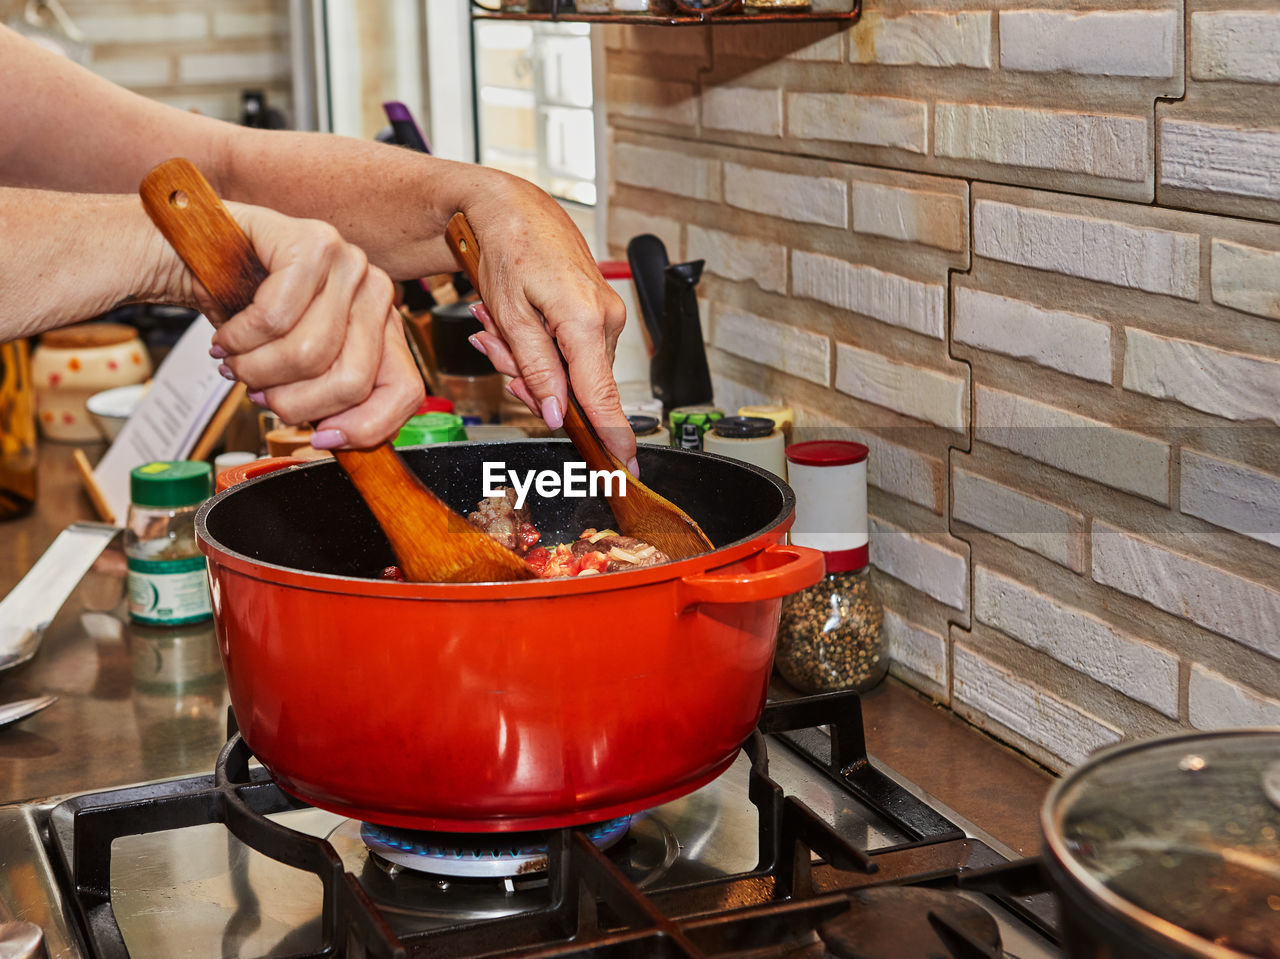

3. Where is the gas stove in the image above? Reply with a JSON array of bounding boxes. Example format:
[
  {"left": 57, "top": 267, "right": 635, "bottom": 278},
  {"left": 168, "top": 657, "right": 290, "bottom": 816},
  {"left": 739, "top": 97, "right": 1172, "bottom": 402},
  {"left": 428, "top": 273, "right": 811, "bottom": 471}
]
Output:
[{"left": 1, "top": 690, "right": 1061, "bottom": 958}]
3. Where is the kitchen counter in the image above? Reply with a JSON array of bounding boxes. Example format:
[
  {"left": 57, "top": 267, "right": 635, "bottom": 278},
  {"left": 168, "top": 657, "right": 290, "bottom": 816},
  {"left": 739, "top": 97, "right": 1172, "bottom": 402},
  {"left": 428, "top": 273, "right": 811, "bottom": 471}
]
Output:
[{"left": 0, "top": 443, "right": 1053, "bottom": 855}]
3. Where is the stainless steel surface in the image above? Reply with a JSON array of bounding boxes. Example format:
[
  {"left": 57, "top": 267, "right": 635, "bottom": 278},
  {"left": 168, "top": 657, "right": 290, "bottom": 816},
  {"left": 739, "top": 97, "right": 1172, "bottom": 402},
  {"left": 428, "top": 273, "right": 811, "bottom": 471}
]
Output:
[
  {"left": 0, "top": 696, "right": 57, "bottom": 730},
  {"left": 0, "top": 522, "right": 118, "bottom": 671},
  {"left": 0, "top": 921, "right": 46, "bottom": 959}
]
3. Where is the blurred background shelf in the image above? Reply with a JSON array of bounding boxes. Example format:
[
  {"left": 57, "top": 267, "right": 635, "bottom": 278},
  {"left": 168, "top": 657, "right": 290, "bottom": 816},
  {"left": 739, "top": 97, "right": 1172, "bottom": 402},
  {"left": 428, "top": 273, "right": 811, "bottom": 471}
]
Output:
[{"left": 472, "top": 1, "right": 860, "bottom": 26}]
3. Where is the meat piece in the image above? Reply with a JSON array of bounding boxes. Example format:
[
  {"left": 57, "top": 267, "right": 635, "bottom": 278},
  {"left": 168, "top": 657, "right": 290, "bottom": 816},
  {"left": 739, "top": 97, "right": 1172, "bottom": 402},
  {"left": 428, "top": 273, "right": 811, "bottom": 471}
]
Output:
[
  {"left": 570, "top": 529, "right": 670, "bottom": 571},
  {"left": 466, "top": 490, "right": 670, "bottom": 578},
  {"left": 466, "top": 488, "right": 541, "bottom": 555}
]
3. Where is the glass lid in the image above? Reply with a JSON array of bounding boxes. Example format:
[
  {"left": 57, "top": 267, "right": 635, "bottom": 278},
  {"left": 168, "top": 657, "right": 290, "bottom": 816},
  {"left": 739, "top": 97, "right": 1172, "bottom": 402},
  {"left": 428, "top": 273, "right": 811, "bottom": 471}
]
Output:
[{"left": 1045, "top": 729, "right": 1280, "bottom": 958}]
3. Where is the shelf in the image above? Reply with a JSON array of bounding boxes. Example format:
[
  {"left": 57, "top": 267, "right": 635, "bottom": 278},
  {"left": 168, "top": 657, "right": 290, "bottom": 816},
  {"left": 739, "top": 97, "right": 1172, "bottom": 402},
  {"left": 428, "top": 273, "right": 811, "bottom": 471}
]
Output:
[{"left": 471, "top": 1, "right": 861, "bottom": 26}]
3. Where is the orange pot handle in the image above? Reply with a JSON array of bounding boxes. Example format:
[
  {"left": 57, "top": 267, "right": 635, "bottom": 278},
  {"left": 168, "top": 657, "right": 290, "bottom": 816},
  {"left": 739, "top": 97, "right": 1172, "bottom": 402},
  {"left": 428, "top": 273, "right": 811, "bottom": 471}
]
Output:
[{"left": 678, "top": 544, "right": 825, "bottom": 609}]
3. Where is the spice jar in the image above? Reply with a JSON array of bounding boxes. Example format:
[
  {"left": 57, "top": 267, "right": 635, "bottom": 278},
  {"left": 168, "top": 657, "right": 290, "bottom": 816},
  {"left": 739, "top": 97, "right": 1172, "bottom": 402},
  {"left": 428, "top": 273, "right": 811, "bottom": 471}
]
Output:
[
  {"left": 628, "top": 414, "right": 670, "bottom": 446},
  {"left": 702, "top": 416, "right": 786, "bottom": 480},
  {"left": 430, "top": 302, "right": 503, "bottom": 426},
  {"left": 668, "top": 404, "right": 723, "bottom": 450},
  {"left": 125, "top": 461, "right": 213, "bottom": 627},
  {"left": 774, "top": 441, "right": 886, "bottom": 694}
]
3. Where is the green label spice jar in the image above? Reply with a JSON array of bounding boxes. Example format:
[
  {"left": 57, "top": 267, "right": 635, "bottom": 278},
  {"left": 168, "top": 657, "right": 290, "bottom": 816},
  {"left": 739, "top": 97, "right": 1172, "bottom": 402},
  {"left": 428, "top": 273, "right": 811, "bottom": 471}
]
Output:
[
  {"left": 775, "top": 441, "right": 887, "bottom": 695},
  {"left": 125, "top": 461, "right": 213, "bottom": 627}
]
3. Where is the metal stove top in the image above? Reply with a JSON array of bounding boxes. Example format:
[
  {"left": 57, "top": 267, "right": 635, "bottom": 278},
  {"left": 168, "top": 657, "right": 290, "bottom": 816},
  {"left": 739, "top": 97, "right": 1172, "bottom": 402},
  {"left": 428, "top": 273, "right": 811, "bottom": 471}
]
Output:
[{"left": 0, "top": 692, "right": 1061, "bottom": 958}]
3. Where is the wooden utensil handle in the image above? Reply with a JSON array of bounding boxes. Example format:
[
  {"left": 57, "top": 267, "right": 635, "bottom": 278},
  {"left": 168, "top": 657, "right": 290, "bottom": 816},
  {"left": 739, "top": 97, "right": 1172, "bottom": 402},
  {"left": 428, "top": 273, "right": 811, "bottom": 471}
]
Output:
[
  {"left": 139, "top": 159, "right": 267, "bottom": 318},
  {"left": 442, "top": 211, "right": 626, "bottom": 478}
]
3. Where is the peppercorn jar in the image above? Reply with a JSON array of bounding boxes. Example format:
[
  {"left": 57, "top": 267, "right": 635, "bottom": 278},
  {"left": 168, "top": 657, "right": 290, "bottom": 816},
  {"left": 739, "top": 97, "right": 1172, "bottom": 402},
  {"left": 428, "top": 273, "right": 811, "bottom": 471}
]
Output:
[
  {"left": 774, "top": 441, "right": 886, "bottom": 694},
  {"left": 125, "top": 461, "right": 213, "bottom": 627}
]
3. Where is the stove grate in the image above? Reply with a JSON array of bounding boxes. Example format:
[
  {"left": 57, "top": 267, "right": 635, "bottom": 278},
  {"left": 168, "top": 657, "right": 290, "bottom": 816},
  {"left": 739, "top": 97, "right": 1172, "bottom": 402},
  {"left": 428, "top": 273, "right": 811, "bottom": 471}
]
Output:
[{"left": 44, "top": 690, "right": 1056, "bottom": 959}]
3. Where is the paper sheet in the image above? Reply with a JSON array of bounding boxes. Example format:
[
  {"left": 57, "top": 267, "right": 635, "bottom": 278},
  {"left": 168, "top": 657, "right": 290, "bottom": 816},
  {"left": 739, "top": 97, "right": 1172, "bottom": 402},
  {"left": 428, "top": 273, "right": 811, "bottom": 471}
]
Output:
[{"left": 92, "top": 317, "right": 233, "bottom": 525}]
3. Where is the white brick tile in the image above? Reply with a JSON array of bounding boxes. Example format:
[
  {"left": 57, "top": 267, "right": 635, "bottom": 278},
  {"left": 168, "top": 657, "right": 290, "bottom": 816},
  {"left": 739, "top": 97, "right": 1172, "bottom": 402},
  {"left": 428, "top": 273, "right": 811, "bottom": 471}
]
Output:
[
  {"left": 869, "top": 516, "right": 968, "bottom": 610},
  {"left": 1210, "top": 239, "right": 1280, "bottom": 321},
  {"left": 836, "top": 344, "right": 966, "bottom": 431},
  {"left": 794, "top": 250, "right": 946, "bottom": 339},
  {"left": 850, "top": 11, "right": 992, "bottom": 68},
  {"left": 90, "top": 56, "right": 171, "bottom": 88},
  {"left": 213, "top": 11, "right": 289, "bottom": 38},
  {"left": 1189, "top": 664, "right": 1280, "bottom": 728},
  {"left": 975, "top": 566, "right": 1179, "bottom": 717},
  {"left": 713, "top": 308, "right": 831, "bottom": 386},
  {"left": 724, "top": 163, "right": 848, "bottom": 228},
  {"left": 1092, "top": 520, "right": 1280, "bottom": 660},
  {"left": 1000, "top": 9, "right": 1178, "bottom": 78},
  {"left": 607, "top": 207, "right": 681, "bottom": 252},
  {"left": 953, "top": 644, "right": 1123, "bottom": 766},
  {"left": 614, "top": 143, "right": 713, "bottom": 200},
  {"left": 953, "top": 287, "right": 1112, "bottom": 384},
  {"left": 975, "top": 386, "right": 1171, "bottom": 503},
  {"left": 78, "top": 12, "right": 207, "bottom": 43},
  {"left": 1161, "top": 119, "right": 1280, "bottom": 202},
  {"left": 686, "top": 225, "right": 787, "bottom": 295},
  {"left": 953, "top": 468, "right": 1087, "bottom": 572},
  {"left": 788, "top": 93, "right": 928, "bottom": 154},
  {"left": 1123, "top": 329, "right": 1280, "bottom": 427},
  {"left": 974, "top": 200, "right": 1200, "bottom": 300},
  {"left": 864, "top": 436, "right": 943, "bottom": 511},
  {"left": 179, "top": 51, "right": 291, "bottom": 85},
  {"left": 851, "top": 181, "right": 966, "bottom": 252},
  {"left": 1191, "top": 11, "right": 1280, "bottom": 84},
  {"left": 609, "top": 75, "right": 698, "bottom": 127},
  {"left": 701, "top": 86, "right": 782, "bottom": 137},
  {"left": 936, "top": 104, "right": 1148, "bottom": 182},
  {"left": 1181, "top": 450, "right": 1280, "bottom": 548},
  {"left": 884, "top": 609, "right": 948, "bottom": 687}
]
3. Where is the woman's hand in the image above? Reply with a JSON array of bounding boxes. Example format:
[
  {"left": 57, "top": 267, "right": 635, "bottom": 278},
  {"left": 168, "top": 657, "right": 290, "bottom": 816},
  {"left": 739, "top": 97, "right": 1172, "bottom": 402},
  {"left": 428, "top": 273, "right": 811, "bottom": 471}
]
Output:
[
  {"left": 183, "top": 202, "right": 423, "bottom": 449},
  {"left": 452, "top": 179, "right": 638, "bottom": 473}
]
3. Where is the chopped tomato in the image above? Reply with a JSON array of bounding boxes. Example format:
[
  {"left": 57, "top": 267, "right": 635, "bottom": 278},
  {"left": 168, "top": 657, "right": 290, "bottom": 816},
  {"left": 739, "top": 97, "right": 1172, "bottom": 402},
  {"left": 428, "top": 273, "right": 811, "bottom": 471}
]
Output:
[{"left": 381, "top": 565, "right": 405, "bottom": 581}]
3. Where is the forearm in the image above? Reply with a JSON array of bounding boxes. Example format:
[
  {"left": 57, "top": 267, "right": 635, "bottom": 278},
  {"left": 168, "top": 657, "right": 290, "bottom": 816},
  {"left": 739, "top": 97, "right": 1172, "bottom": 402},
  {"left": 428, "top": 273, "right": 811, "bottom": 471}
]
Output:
[
  {"left": 215, "top": 132, "right": 579, "bottom": 282},
  {"left": 0, "top": 189, "right": 189, "bottom": 340}
]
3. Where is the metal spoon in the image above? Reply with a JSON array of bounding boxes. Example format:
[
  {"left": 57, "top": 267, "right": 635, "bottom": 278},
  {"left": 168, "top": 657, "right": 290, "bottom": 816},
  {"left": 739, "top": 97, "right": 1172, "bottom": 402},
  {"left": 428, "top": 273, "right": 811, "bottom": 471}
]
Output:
[{"left": 0, "top": 695, "right": 57, "bottom": 730}]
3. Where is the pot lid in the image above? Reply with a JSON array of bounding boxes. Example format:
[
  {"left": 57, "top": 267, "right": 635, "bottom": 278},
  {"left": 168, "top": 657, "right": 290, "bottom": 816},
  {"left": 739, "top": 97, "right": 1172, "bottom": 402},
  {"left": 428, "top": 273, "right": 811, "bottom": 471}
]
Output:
[{"left": 1045, "top": 729, "right": 1280, "bottom": 959}]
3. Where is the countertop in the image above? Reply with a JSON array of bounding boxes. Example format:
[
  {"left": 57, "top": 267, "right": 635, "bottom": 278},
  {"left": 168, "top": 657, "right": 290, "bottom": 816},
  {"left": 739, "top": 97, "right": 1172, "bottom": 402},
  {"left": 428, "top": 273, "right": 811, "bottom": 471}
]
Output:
[{"left": 0, "top": 442, "right": 1053, "bottom": 855}]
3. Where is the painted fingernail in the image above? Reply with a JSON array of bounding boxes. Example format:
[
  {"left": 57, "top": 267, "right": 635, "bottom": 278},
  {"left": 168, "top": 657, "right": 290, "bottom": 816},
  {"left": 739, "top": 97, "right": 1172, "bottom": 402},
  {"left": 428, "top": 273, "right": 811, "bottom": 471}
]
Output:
[
  {"left": 247, "top": 390, "right": 266, "bottom": 406},
  {"left": 217, "top": 363, "right": 236, "bottom": 381},
  {"left": 209, "top": 344, "right": 228, "bottom": 359},
  {"left": 468, "top": 302, "right": 490, "bottom": 324},
  {"left": 309, "top": 429, "right": 348, "bottom": 450},
  {"left": 627, "top": 457, "right": 640, "bottom": 478},
  {"left": 468, "top": 334, "right": 488, "bottom": 356},
  {"left": 504, "top": 382, "right": 518, "bottom": 398},
  {"left": 541, "top": 396, "right": 563, "bottom": 430}
]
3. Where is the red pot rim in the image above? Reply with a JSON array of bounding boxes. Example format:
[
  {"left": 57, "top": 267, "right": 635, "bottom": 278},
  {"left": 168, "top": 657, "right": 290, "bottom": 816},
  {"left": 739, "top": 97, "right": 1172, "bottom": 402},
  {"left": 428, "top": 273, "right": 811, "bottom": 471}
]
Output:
[{"left": 197, "top": 455, "right": 796, "bottom": 599}]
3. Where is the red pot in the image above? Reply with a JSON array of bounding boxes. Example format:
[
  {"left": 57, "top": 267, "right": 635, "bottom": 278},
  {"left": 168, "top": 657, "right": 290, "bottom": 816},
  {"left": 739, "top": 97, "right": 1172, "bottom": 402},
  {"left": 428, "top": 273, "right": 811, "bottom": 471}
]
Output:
[{"left": 198, "top": 441, "right": 823, "bottom": 832}]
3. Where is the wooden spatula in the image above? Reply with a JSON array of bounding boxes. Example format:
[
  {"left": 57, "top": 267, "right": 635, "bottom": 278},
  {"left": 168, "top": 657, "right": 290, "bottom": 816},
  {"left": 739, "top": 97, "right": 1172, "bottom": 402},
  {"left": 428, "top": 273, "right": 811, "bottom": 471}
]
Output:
[
  {"left": 139, "top": 158, "right": 534, "bottom": 584},
  {"left": 443, "top": 212, "right": 714, "bottom": 561}
]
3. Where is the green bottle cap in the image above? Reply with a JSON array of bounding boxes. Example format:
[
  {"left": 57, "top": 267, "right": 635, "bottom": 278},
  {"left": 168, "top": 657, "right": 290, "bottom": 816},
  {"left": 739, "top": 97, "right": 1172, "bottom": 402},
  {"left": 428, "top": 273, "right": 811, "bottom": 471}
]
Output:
[
  {"left": 393, "top": 412, "right": 467, "bottom": 447},
  {"left": 129, "top": 461, "right": 213, "bottom": 508}
]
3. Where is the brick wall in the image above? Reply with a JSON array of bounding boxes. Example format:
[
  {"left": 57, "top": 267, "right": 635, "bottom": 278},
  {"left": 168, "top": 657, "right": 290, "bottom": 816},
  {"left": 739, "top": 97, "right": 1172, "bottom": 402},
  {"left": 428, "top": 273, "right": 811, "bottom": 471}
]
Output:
[
  {"left": 601, "top": 6, "right": 1280, "bottom": 772},
  {"left": 4, "top": 0, "right": 293, "bottom": 123}
]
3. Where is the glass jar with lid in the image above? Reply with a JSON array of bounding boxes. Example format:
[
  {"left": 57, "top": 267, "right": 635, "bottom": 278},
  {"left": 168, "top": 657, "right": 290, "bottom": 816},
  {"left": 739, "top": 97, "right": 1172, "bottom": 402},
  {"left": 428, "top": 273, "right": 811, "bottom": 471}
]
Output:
[
  {"left": 774, "top": 440, "right": 886, "bottom": 694},
  {"left": 125, "top": 461, "right": 213, "bottom": 627}
]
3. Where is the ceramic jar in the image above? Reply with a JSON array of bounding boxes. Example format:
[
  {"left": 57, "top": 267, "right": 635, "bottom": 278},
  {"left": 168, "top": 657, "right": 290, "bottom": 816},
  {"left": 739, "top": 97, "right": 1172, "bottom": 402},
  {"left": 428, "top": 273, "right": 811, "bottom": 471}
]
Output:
[{"left": 32, "top": 322, "right": 151, "bottom": 443}]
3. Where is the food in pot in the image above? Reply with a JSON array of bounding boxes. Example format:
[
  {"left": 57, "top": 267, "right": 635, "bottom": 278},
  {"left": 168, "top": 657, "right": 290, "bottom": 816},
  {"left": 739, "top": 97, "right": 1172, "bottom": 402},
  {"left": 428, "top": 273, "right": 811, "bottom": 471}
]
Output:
[
  {"left": 467, "top": 488, "right": 670, "bottom": 578},
  {"left": 465, "top": 487, "right": 542, "bottom": 554}
]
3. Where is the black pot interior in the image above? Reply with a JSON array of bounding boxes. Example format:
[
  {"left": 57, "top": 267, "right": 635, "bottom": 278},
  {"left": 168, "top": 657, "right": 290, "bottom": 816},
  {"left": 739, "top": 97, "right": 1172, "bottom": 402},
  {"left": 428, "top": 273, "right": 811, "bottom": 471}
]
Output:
[{"left": 200, "top": 441, "right": 792, "bottom": 578}]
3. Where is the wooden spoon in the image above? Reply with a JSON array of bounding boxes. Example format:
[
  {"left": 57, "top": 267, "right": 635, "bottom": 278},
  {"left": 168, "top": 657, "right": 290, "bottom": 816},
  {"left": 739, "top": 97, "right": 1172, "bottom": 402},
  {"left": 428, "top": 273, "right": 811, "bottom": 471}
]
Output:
[
  {"left": 443, "top": 212, "right": 713, "bottom": 561},
  {"left": 139, "top": 158, "right": 533, "bottom": 584}
]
